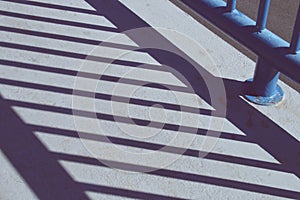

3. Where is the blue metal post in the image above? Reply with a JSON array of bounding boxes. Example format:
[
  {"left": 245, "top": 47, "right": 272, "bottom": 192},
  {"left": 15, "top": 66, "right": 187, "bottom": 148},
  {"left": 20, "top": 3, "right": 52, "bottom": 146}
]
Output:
[
  {"left": 181, "top": 0, "right": 300, "bottom": 105},
  {"left": 245, "top": 58, "right": 284, "bottom": 106},
  {"left": 244, "top": 0, "right": 284, "bottom": 105},
  {"left": 290, "top": 3, "right": 300, "bottom": 53},
  {"left": 226, "top": 0, "right": 237, "bottom": 12},
  {"left": 256, "top": 0, "right": 271, "bottom": 31},
  {"left": 181, "top": 0, "right": 300, "bottom": 83}
]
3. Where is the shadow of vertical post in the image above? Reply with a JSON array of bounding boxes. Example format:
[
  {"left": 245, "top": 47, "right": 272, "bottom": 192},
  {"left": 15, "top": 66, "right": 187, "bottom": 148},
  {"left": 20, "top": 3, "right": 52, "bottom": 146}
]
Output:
[{"left": 0, "top": 95, "right": 89, "bottom": 200}]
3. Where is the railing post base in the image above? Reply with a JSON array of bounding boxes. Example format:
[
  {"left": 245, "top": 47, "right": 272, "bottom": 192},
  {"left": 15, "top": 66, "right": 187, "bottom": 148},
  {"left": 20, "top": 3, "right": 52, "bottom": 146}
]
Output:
[{"left": 244, "top": 57, "right": 284, "bottom": 106}]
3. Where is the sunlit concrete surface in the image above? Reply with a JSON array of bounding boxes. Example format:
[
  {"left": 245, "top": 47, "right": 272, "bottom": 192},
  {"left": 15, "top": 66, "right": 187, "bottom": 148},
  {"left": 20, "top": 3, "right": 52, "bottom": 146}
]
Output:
[{"left": 0, "top": 0, "right": 300, "bottom": 200}]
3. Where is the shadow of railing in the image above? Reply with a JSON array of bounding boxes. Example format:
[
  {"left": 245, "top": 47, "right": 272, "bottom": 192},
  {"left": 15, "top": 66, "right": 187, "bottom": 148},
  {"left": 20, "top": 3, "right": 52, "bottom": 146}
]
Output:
[{"left": 0, "top": 0, "right": 299, "bottom": 199}]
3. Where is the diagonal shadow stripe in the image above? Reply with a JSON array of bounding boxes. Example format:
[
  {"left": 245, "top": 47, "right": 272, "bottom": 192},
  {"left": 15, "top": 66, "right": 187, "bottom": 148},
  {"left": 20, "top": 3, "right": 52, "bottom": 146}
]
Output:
[
  {"left": 0, "top": 41, "right": 163, "bottom": 70},
  {"left": 0, "top": 76, "right": 212, "bottom": 115},
  {"left": 0, "top": 10, "right": 118, "bottom": 32},
  {"left": 0, "top": 26, "right": 138, "bottom": 50},
  {"left": 0, "top": 94, "right": 186, "bottom": 200},
  {"left": 52, "top": 152, "right": 300, "bottom": 199},
  {"left": 7, "top": 99, "right": 219, "bottom": 140},
  {"left": 0, "top": 95, "right": 89, "bottom": 200},
  {"left": 31, "top": 124, "right": 287, "bottom": 174},
  {"left": 78, "top": 183, "right": 186, "bottom": 200},
  {"left": 0, "top": 59, "right": 190, "bottom": 94},
  {"left": 1, "top": 0, "right": 100, "bottom": 16}
]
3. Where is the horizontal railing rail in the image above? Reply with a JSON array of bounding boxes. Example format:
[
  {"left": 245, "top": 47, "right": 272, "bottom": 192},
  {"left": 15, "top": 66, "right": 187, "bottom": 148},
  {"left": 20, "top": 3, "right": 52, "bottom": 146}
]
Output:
[{"left": 179, "top": 0, "right": 300, "bottom": 105}]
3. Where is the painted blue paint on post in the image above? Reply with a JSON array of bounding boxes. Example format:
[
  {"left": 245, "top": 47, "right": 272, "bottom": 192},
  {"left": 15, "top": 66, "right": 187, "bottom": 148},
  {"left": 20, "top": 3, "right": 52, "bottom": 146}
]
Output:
[
  {"left": 245, "top": 58, "right": 284, "bottom": 106},
  {"left": 256, "top": 0, "right": 271, "bottom": 31},
  {"left": 226, "top": 0, "right": 236, "bottom": 12},
  {"left": 253, "top": 58, "right": 279, "bottom": 97},
  {"left": 181, "top": 0, "right": 300, "bottom": 84},
  {"left": 181, "top": 0, "right": 300, "bottom": 105},
  {"left": 290, "top": 3, "right": 300, "bottom": 53}
]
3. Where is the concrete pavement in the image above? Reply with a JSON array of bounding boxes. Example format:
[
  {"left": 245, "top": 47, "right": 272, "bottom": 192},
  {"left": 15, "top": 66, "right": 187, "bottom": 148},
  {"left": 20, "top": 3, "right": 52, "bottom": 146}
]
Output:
[{"left": 0, "top": 0, "right": 300, "bottom": 199}]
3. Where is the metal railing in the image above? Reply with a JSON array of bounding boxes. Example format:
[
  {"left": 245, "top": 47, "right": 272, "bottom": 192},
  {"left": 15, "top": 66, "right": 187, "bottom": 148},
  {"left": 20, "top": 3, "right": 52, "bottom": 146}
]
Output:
[{"left": 180, "top": 0, "right": 300, "bottom": 105}]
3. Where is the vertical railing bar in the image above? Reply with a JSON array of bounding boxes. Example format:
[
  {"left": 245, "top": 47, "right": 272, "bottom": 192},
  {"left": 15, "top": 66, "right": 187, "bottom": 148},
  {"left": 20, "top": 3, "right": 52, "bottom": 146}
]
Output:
[
  {"left": 249, "top": 0, "right": 284, "bottom": 105},
  {"left": 226, "top": 0, "right": 236, "bottom": 12},
  {"left": 256, "top": 0, "right": 271, "bottom": 31},
  {"left": 290, "top": 3, "right": 300, "bottom": 53}
]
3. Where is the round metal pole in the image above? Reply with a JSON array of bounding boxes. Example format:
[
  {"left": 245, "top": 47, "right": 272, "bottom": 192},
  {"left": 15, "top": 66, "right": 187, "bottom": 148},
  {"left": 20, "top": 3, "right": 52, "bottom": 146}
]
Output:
[
  {"left": 290, "top": 3, "right": 300, "bottom": 53},
  {"left": 226, "top": 0, "right": 237, "bottom": 12},
  {"left": 244, "top": 57, "right": 284, "bottom": 106},
  {"left": 256, "top": 0, "right": 271, "bottom": 31}
]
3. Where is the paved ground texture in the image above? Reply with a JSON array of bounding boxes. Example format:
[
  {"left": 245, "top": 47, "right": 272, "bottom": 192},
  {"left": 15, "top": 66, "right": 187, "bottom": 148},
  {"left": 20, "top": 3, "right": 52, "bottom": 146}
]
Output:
[{"left": 0, "top": 0, "right": 300, "bottom": 200}]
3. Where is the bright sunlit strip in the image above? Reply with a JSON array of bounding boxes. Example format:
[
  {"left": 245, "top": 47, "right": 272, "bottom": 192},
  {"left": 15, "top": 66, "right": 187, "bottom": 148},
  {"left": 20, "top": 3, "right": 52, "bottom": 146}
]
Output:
[
  {"left": 85, "top": 191, "right": 136, "bottom": 200},
  {"left": 9, "top": 106, "right": 278, "bottom": 163},
  {"left": 0, "top": 32, "right": 160, "bottom": 65},
  {"left": 0, "top": 16, "right": 138, "bottom": 46},
  {"left": 57, "top": 154, "right": 300, "bottom": 194},
  {"left": 27, "top": 0, "right": 97, "bottom": 10},
  {"left": 241, "top": 85, "right": 300, "bottom": 143},
  {"left": 0, "top": 63, "right": 209, "bottom": 109},
  {"left": 62, "top": 160, "right": 292, "bottom": 199},
  {"left": 0, "top": 1, "right": 117, "bottom": 28},
  {"left": 0, "top": 83, "right": 241, "bottom": 136},
  {"left": 0, "top": 61, "right": 184, "bottom": 89}
]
